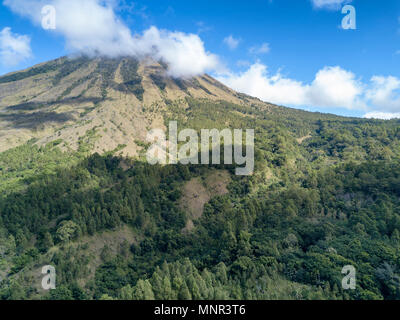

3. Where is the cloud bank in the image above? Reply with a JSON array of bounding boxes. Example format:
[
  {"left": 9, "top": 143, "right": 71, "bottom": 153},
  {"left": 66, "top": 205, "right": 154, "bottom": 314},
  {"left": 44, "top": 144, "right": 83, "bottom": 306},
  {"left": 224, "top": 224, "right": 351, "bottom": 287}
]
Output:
[
  {"left": 0, "top": 27, "right": 32, "bottom": 66},
  {"left": 3, "top": 0, "right": 219, "bottom": 77},
  {"left": 217, "top": 63, "right": 400, "bottom": 119}
]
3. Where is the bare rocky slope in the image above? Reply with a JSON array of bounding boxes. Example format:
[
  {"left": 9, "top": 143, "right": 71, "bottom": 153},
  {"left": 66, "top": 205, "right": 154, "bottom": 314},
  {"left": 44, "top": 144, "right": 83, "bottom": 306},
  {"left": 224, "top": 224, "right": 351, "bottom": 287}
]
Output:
[{"left": 0, "top": 56, "right": 274, "bottom": 155}]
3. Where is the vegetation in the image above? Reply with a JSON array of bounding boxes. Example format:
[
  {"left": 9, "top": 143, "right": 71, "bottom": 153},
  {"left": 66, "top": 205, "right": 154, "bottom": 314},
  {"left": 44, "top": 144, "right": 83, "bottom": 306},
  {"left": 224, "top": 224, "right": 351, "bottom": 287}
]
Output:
[
  {"left": 119, "top": 58, "right": 144, "bottom": 101},
  {"left": 0, "top": 60, "right": 61, "bottom": 84},
  {"left": 0, "top": 71, "right": 400, "bottom": 300}
]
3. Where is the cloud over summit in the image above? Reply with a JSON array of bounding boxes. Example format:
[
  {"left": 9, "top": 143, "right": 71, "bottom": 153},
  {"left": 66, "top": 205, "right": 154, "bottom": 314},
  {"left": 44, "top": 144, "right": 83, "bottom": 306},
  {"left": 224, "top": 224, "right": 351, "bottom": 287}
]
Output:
[{"left": 3, "top": 0, "right": 219, "bottom": 78}]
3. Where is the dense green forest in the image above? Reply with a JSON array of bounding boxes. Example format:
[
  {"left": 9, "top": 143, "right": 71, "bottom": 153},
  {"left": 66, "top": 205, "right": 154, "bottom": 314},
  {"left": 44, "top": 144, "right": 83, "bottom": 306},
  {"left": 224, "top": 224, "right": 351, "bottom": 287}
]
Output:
[{"left": 0, "top": 98, "right": 400, "bottom": 300}]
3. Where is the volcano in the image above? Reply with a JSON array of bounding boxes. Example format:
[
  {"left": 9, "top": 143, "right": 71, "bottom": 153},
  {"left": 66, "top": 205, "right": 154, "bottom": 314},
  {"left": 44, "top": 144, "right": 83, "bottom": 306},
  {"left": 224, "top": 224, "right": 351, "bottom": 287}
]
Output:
[{"left": 0, "top": 56, "right": 274, "bottom": 154}]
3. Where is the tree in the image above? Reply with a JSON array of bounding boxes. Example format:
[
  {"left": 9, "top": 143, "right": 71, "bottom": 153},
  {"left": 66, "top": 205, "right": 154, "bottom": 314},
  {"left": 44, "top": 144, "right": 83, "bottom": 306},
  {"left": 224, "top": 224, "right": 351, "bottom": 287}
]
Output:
[
  {"left": 56, "top": 221, "right": 79, "bottom": 243},
  {"left": 178, "top": 282, "right": 192, "bottom": 300},
  {"left": 133, "top": 280, "right": 155, "bottom": 300}
]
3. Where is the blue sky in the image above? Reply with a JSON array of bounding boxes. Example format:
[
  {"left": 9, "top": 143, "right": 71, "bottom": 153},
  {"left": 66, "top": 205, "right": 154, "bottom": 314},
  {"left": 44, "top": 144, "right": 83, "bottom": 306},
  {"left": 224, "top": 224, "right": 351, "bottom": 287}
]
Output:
[{"left": 0, "top": 0, "right": 399, "bottom": 118}]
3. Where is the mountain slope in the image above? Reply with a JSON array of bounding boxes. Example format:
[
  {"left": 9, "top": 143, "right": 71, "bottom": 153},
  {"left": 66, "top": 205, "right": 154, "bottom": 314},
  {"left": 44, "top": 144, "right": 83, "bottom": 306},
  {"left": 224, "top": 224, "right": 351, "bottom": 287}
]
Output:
[
  {"left": 0, "top": 56, "right": 273, "bottom": 154},
  {"left": 1, "top": 57, "right": 400, "bottom": 300}
]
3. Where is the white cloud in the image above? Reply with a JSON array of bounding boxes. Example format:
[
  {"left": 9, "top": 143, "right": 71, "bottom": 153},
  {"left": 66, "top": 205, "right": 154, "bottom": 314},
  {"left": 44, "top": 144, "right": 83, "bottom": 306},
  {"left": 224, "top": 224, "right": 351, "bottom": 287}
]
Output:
[
  {"left": 364, "top": 112, "right": 400, "bottom": 120},
  {"left": 311, "top": 0, "right": 353, "bottom": 10},
  {"left": 137, "top": 27, "right": 219, "bottom": 78},
  {"left": 217, "top": 63, "right": 307, "bottom": 105},
  {"left": 307, "top": 66, "right": 365, "bottom": 110},
  {"left": 217, "top": 63, "right": 365, "bottom": 109},
  {"left": 249, "top": 43, "right": 270, "bottom": 55},
  {"left": 217, "top": 62, "right": 400, "bottom": 114},
  {"left": 365, "top": 76, "right": 400, "bottom": 112},
  {"left": 3, "top": 0, "right": 219, "bottom": 78},
  {"left": 223, "top": 35, "right": 240, "bottom": 50},
  {"left": 0, "top": 27, "right": 32, "bottom": 66}
]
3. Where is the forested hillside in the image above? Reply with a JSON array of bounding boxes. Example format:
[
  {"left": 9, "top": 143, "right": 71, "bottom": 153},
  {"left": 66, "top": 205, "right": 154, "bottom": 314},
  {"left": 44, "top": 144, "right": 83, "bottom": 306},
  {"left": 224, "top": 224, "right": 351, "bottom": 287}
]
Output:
[{"left": 0, "top": 57, "right": 400, "bottom": 300}]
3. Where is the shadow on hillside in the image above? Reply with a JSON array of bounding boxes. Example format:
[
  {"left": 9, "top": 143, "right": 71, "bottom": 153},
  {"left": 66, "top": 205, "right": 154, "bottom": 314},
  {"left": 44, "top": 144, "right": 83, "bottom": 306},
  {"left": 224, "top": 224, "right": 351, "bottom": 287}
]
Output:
[
  {"left": 0, "top": 111, "right": 74, "bottom": 129},
  {"left": 5, "top": 96, "right": 107, "bottom": 112}
]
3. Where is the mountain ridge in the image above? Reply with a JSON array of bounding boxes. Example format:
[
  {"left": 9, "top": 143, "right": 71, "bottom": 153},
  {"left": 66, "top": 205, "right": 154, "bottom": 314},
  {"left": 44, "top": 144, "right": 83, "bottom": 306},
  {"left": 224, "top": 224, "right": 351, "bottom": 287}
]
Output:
[{"left": 0, "top": 55, "right": 277, "bottom": 155}]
